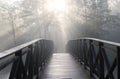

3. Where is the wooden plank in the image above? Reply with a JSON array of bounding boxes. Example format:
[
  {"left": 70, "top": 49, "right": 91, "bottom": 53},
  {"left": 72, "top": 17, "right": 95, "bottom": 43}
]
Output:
[{"left": 40, "top": 53, "right": 92, "bottom": 79}]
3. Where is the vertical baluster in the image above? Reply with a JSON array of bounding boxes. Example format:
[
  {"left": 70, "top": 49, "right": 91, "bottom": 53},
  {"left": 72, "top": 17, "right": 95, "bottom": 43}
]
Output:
[
  {"left": 78, "top": 39, "right": 81, "bottom": 62},
  {"left": 36, "top": 42, "right": 40, "bottom": 79},
  {"left": 117, "top": 47, "right": 120, "bottom": 79},
  {"left": 12, "top": 50, "right": 26, "bottom": 79},
  {"left": 15, "top": 50, "right": 23, "bottom": 79},
  {"left": 79, "top": 39, "right": 82, "bottom": 63},
  {"left": 80, "top": 39, "right": 83, "bottom": 64},
  {"left": 99, "top": 42, "right": 104, "bottom": 79},
  {"left": 28, "top": 44, "right": 34, "bottom": 79},
  {"left": 81, "top": 39, "right": 84, "bottom": 64},
  {"left": 84, "top": 39, "right": 87, "bottom": 69},
  {"left": 90, "top": 40, "right": 94, "bottom": 77}
]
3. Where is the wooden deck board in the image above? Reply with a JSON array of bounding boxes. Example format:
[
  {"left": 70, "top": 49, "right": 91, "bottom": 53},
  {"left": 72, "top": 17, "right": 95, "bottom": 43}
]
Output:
[{"left": 40, "top": 53, "right": 92, "bottom": 79}]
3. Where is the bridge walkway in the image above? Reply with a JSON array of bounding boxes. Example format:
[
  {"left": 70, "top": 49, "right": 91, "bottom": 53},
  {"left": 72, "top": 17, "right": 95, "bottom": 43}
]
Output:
[{"left": 40, "top": 53, "right": 92, "bottom": 79}]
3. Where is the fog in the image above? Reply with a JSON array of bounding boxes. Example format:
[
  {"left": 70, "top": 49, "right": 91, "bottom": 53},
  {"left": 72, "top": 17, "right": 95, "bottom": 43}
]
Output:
[{"left": 0, "top": 0, "right": 120, "bottom": 52}]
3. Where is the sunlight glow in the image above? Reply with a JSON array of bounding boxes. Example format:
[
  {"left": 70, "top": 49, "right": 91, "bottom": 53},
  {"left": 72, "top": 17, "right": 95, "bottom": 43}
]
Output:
[{"left": 45, "top": 0, "right": 67, "bottom": 12}]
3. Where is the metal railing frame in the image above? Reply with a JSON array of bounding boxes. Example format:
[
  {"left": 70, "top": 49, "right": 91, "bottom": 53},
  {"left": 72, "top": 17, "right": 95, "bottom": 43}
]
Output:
[
  {"left": 0, "top": 39, "right": 53, "bottom": 79},
  {"left": 67, "top": 38, "right": 120, "bottom": 79}
]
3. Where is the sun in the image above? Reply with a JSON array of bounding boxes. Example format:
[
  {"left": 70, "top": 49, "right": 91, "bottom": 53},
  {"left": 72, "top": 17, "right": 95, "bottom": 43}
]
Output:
[{"left": 45, "top": 0, "right": 67, "bottom": 12}]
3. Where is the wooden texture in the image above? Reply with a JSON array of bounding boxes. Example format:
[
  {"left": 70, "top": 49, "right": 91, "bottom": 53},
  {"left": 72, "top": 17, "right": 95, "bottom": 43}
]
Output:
[{"left": 40, "top": 53, "right": 91, "bottom": 79}]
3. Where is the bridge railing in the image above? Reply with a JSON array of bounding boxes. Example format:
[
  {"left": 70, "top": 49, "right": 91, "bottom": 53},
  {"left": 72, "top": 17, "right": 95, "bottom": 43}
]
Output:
[
  {"left": 0, "top": 39, "right": 53, "bottom": 79},
  {"left": 67, "top": 38, "right": 120, "bottom": 79}
]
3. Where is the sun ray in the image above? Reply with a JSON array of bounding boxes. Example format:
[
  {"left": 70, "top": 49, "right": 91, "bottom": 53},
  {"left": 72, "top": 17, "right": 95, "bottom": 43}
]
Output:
[{"left": 45, "top": 0, "right": 68, "bottom": 13}]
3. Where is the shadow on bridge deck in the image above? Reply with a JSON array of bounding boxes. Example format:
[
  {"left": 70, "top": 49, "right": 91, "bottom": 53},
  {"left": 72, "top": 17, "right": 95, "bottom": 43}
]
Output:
[{"left": 40, "top": 53, "right": 92, "bottom": 79}]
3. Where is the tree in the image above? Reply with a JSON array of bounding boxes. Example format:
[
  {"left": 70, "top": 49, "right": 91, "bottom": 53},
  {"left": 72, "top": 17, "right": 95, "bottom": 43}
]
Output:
[{"left": 82, "top": 0, "right": 109, "bottom": 37}]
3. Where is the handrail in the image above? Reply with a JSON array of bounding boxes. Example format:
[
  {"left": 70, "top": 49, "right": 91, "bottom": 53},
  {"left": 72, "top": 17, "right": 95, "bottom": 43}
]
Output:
[
  {"left": 0, "top": 39, "right": 40, "bottom": 60},
  {"left": 0, "top": 38, "right": 54, "bottom": 79},
  {"left": 78, "top": 37, "right": 120, "bottom": 47},
  {"left": 67, "top": 38, "right": 120, "bottom": 79}
]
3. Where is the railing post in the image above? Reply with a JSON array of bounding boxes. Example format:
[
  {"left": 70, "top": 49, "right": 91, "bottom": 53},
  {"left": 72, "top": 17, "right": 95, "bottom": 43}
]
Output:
[
  {"left": 15, "top": 50, "right": 23, "bottom": 79},
  {"left": 89, "top": 40, "right": 93, "bottom": 77},
  {"left": 27, "top": 44, "right": 34, "bottom": 79},
  {"left": 32, "top": 42, "right": 41, "bottom": 79},
  {"left": 84, "top": 39, "right": 87, "bottom": 69},
  {"left": 79, "top": 39, "right": 82, "bottom": 63},
  {"left": 9, "top": 50, "right": 27, "bottom": 79},
  {"left": 9, "top": 51, "right": 21, "bottom": 79},
  {"left": 117, "top": 47, "right": 120, "bottom": 79},
  {"left": 80, "top": 39, "right": 84, "bottom": 63},
  {"left": 99, "top": 42, "right": 104, "bottom": 79},
  {"left": 78, "top": 39, "right": 81, "bottom": 62}
]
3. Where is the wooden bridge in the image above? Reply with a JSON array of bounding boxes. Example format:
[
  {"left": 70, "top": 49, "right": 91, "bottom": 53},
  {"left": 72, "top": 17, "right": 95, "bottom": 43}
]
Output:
[{"left": 0, "top": 38, "right": 120, "bottom": 79}]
